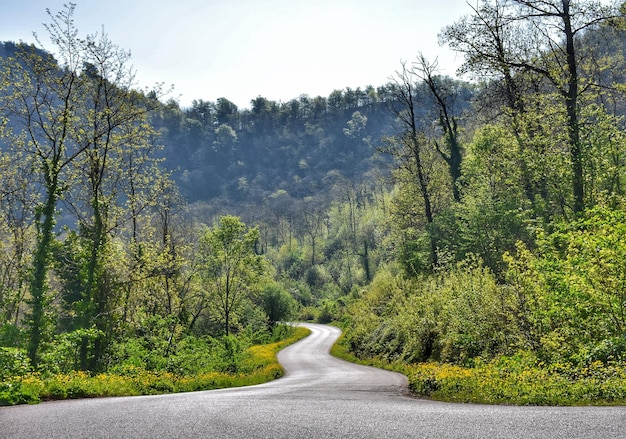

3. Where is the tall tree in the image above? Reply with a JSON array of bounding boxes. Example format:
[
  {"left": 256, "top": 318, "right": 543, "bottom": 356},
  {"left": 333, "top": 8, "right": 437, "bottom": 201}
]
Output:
[
  {"left": 441, "top": 0, "right": 617, "bottom": 214},
  {"left": 297, "top": 196, "right": 329, "bottom": 267},
  {"left": 0, "top": 150, "right": 34, "bottom": 328},
  {"left": 0, "top": 4, "right": 168, "bottom": 367},
  {"left": 413, "top": 54, "right": 466, "bottom": 202},
  {"left": 77, "top": 38, "right": 172, "bottom": 369},
  {"left": 440, "top": 0, "right": 545, "bottom": 207},
  {"left": 0, "top": 29, "right": 86, "bottom": 367},
  {"left": 387, "top": 63, "right": 438, "bottom": 267}
]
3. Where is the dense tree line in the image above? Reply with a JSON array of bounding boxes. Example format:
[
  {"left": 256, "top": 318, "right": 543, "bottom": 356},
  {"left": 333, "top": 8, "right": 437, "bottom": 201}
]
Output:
[
  {"left": 151, "top": 84, "right": 400, "bottom": 205},
  {"left": 343, "top": 0, "right": 626, "bottom": 369},
  {"left": 0, "top": 6, "right": 297, "bottom": 377}
]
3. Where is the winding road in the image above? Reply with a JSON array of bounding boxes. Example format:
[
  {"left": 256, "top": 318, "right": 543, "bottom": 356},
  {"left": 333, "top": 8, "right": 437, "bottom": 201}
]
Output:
[{"left": 1, "top": 323, "right": 625, "bottom": 438}]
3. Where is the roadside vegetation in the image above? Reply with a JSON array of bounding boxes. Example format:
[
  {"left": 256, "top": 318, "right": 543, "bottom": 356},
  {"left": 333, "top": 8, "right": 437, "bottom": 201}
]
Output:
[
  {"left": 0, "top": 325, "right": 308, "bottom": 405},
  {"left": 333, "top": 332, "right": 626, "bottom": 406}
]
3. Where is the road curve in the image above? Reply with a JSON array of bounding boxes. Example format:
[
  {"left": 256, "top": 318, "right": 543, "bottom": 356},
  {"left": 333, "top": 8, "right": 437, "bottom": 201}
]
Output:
[{"left": 1, "top": 323, "right": 625, "bottom": 438}]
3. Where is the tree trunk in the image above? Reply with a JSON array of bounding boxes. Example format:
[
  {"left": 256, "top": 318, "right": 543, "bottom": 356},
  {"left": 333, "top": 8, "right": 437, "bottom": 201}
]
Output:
[
  {"left": 27, "top": 177, "right": 58, "bottom": 368},
  {"left": 562, "top": 0, "right": 584, "bottom": 214}
]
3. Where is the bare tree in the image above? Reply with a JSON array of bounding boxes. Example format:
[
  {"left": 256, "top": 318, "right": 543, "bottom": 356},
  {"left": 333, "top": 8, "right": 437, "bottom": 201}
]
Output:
[
  {"left": 387, "top": 63, "right": 437, "bottom": 267},
  {"left": 413, "top": 54, "right": 465, "bottom": 202}
]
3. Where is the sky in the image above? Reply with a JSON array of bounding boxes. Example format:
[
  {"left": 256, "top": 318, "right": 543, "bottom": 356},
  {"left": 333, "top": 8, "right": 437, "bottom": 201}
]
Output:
[{"left": 0, "top": 0, "right": 471, "bottom": 109}]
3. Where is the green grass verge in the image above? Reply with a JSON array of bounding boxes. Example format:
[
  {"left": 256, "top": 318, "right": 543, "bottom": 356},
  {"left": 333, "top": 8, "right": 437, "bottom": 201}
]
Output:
[
  {"left": 331, "top": 333, "right": 626, "bottom": 406},
  {"left": 1, "top": 326, "right": 310, "bottom": 406}
]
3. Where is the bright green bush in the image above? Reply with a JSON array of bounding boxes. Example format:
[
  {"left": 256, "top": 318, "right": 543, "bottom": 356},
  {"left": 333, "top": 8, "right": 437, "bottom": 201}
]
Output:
[
  {"left": 261, "top": 283, "right": 297, "bottom": 326},
  {"left": 0, "top": 347, "right": 31, "bottom": 380},
  {"left": 346, "top": 259, "right": 521, "bottom": 364},
  {"left": 0, "top": 323, "right": 24, "bottom": 347},
  {"left": 38, "top": 328, "right": 104, "bottom": 374}
]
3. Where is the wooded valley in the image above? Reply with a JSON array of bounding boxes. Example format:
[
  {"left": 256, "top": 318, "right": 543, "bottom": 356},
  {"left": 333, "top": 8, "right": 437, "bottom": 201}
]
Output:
[{"left": 2, "top": 1, "right": 626, "bottom": 405}]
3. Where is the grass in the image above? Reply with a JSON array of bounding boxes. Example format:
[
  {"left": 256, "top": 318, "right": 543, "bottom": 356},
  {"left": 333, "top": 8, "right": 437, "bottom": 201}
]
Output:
[
  {"left": 331, "top": 332, "right": 626, "bottom": 406},
  {"left": 0, "top": 326, "right": 310, "bottom": 406}
]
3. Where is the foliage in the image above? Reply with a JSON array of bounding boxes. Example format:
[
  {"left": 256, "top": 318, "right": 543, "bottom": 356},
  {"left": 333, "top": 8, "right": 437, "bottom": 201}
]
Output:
[
  {"left": 345, "top": 202, "right": 626, "bottom": 367},
  {"left": 0, "top": 347, "right": 31, "bottom": 380},
  {"left": 38, "top": 328, "right": 104, "bottom": 375},
  {"left": 333, "top": 333, "right": 626, "bottom": 406},
  {"left": 0, "top": 324, "right": 24, "bottom": 347},
  {"left": 0, "top": 326, "right": 308, "bottom": 406},
  {"left": 316, "top": 299, "right": 341, "bottom": 324},
  {"left": 196, "top": 216, "right": 267, "bottom": 336},
  {"left": 404, "top": 356, "right": 626, "bottom": 406},
  {"left": 260, "top": 283, "right": 297, "bottom": 327},
  {"left": 2, "top": 0, "right": 626, "bottom": 408},
  {"left": 346, "top": 259, "right": 522, "bottom": 364},
  {"left": 0, "top": 4, "right": 168, "bottom": 369}
]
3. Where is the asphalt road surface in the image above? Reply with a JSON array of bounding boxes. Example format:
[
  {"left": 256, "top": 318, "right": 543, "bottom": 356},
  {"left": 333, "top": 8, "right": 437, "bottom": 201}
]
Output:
[{"left": 1, "top": 323, "right": 625, "bottom": 438}]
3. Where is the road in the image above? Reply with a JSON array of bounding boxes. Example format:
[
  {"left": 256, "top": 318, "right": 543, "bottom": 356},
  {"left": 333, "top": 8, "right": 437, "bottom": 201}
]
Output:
[{"left": 1, "top": 323, "right": 625, "bottom": 438}]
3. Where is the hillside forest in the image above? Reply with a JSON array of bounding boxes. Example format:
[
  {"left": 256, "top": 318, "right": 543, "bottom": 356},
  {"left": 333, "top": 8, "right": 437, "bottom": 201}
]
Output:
[{"left": 2, "top": 1, "right": 626, "bottom": 405}]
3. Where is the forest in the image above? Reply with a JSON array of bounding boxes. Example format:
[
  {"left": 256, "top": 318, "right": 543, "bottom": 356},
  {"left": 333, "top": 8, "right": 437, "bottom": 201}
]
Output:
[{"left": 2, "top": 0, "right": 626, "bottom": 405}]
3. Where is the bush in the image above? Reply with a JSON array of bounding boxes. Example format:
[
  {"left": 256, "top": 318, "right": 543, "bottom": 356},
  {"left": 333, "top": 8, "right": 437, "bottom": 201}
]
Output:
[
  {"left": 345, "top": 258, "right": 519, "bottom": 365},
  {"left": 0, "top": 347, "right": 35, "bottom": 406},
  {"left": 586, "top": 337, "right": 626, "bottom": 364},
  {"left": 316, "top": 299, "right": 339, "bottom": 324},
  {"left": 334, "top": 333, "right": 626, "bottom": 406},
  {"left": 215, "top": 335, "right": 246, "bottom": 374},
  {"left": 261, "top": 283, "right": 297, "bottom": 326},
  {"left": 403, "top": 354, "right": 626, "bottom": 405},
  {"left": 38, "top": 328, "right": 104, "bottom": 374},
  {"left": 0, "top": 347, "right": 32, "bottom": 380},
  {"left": 0, "top": 323, "right": 24, "bottom": 347},
  {"left": 0, "top": 380, "right": 40, "bottom": 406}
]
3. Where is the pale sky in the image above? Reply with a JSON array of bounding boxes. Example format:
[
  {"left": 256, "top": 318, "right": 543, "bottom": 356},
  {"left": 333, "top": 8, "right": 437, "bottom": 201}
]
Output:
[{"left": 0, "top": 0, "right": 471, "bottom": 109}]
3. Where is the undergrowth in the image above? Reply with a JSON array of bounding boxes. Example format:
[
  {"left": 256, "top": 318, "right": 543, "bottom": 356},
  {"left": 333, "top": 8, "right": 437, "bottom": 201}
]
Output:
[
  {"left": 331, "top": 332, "right": 626, "bottom": 406},
  {"left": 0, "top": 326, "right": 309, "bottom": 406}
]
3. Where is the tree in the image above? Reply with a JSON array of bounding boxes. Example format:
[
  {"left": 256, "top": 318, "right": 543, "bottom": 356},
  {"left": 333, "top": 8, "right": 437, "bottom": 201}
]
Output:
[
  {"left": 0, "top": 24, "right": 86, "bottom": 367},
  {"left": 0, "top": 4, "right": 168, "bottom": 368},
  {"left": 297, "top": 196, "right": 329, "bottom": 266},
  {"left": 343, "top": 111, "right": 368, "bottom": 140},
  {"left": 71, "top": 37, "right": 167, "bottom": 370},
  {"left": 215, "top": 98, "right": 239, "bottom": 126},
  {"left": 413, "top": 54, "right": 466, "bottom": 202},
  {"left": 260, "top": 283, "right": 296, "bottom": 328},
  {"left": 387, "top": 63, "right": 438, "bottom": 267},
  {"left": 0, "top": 150, "right": 35, "bottom": 329},
  {"left": 441, "top": 0, "right": 618, "bottom": 214},
  {"left": 440, "top": 0, "right": 548, "bottom": 208},
  {"left": 439, "top": 0, "right": 528, "bottom": 113},
  {"left": 197, "top": 216, "right": 265, "bottom": 336}
]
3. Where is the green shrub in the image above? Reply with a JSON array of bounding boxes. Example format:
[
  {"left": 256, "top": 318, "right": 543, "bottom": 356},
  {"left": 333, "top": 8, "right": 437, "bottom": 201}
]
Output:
[
  {"left": 0, "top": 347, "right": 32, "bottom": 380},
  {"left": 317, "top": 299, "right": 340, "bottom": 324},
  {"left": 333, "top": 333, "right": 626, "bottom": 406},
  {"left": 586, "top": 337, "right": 626, "bottom": 364},
  {"left": 215, "top": 335, "right": 246, "bottom": 374},
  {"left": 0, "top": 323, "right": 24, "bottom": 347},
  {"left": 346, "top": 258, "right": 519, "bottom": 365},
  {"left": 38, "top": 328, "right": 104, "bottom": 374},
  {"left": 402, "top": 355, "right": 626, "bottom": 406},
  {"left": 261, "top": 283, "right": 297, "bottom": 326},
  {"left": 0, "top": 380, "right": 40, "bottom": 406}
]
